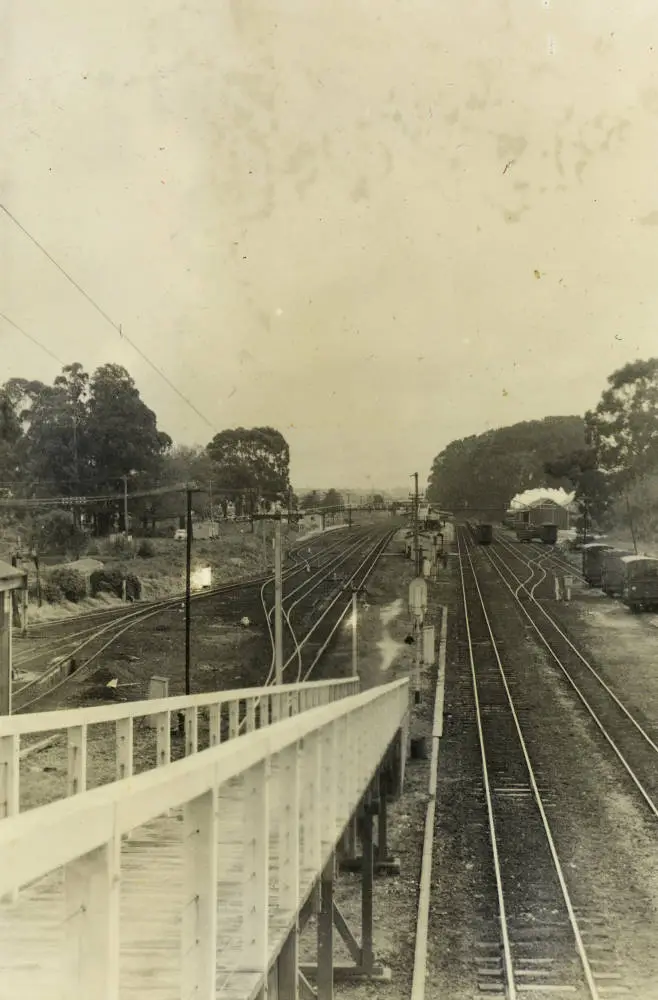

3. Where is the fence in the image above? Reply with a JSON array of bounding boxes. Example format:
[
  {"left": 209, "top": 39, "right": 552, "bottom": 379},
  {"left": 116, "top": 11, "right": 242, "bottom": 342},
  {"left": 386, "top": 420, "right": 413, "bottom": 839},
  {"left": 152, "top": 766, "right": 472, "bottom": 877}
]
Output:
[{"left": 0, "top": 678, "right": 410, "bottom": 1000}]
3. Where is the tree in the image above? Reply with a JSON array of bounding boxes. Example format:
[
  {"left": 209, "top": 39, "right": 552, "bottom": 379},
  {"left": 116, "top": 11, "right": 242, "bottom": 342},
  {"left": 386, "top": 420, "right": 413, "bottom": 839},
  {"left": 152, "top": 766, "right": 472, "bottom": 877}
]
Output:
[
  {"left": 300, "top": 490, "right": 320, "bottom": 509},
  {"left": 427, "top": 416, "right": 586, "bottom": 514},
  {"left": 544, "top": 447, "right": 611, "bottom": 525},
  {"left": 206, "top": 427, "right": 290, "bottom": 508},
  {"left": 0, "top": 386, "right": 23, "bottom": 484},
  {"left": 586, "top": 357, "right": 658, "bottom": 487},
  {"left": 320, "top": 489, "right": 344, "bottom": 509},
  {"left": 85, "top": 364, "right": 172, "bottom": 493}
]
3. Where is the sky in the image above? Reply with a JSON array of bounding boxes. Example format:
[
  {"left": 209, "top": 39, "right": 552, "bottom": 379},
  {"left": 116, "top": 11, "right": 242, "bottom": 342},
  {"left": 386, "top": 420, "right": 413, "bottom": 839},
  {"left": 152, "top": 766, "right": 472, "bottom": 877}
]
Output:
[{"left": 2, "top": 1, "right": 658, "bottom": 491}]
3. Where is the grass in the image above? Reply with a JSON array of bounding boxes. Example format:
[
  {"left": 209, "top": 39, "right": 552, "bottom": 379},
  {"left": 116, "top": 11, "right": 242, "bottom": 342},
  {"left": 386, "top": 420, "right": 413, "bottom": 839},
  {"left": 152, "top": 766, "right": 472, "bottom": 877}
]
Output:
[{"left": 1, "top": 521, "right": 308, "bottom": 623}]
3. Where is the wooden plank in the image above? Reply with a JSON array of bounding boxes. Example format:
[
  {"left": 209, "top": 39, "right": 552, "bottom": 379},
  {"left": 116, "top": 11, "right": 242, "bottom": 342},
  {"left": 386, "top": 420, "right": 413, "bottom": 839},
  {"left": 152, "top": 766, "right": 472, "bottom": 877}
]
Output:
[
  {"left": 240, "top": 761, "right": 269, "bottom": 975},
  {"left": 182, "top": 787, "right": 218, "bottom": 998},
  {"left": 1, "top": 678, "right": 359, "bottom": 737},
  {"left": 63, "top": 837, "right": 120, "bottom": 1000},
  {"left": 67, "top": 725, "right": 87, "bottom": 796},
  {"left": 155, "top": 711, "right": 170, "bottom": 766},
  {"left": 115, "top": 718, "right": 133, "bottom": 781}
]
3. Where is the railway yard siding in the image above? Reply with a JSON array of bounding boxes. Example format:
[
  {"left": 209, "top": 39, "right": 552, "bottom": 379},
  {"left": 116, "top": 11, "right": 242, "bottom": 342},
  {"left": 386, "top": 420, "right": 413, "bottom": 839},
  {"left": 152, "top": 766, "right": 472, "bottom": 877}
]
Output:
[{"left": 7, "top": 518, "right": 658, "bottom": 998}]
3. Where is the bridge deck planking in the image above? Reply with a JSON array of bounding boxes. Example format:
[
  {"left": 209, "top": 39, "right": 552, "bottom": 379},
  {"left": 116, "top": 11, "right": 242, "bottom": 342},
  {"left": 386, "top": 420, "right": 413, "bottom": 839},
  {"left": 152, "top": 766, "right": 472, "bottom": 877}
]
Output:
[{"left": 0, "top": 765, "right": 322, "bottom": 1000}]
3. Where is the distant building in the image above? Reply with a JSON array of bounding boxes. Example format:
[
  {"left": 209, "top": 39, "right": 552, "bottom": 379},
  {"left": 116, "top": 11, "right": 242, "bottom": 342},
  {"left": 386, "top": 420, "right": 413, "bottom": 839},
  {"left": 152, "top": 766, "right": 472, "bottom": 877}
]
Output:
[{"left": 512, "top": 497, "right": 571, "bottom": 530}]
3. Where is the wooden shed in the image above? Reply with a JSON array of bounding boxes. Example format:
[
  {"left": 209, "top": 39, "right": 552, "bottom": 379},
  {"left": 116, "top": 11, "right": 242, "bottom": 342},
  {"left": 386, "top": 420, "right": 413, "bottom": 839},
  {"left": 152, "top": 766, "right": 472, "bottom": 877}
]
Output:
[
  {"left": 0, "top": 559, "right": 28, "bottom": 715},
  {"left": 514, "top": 497, "right": 571, "bottom": 530}
]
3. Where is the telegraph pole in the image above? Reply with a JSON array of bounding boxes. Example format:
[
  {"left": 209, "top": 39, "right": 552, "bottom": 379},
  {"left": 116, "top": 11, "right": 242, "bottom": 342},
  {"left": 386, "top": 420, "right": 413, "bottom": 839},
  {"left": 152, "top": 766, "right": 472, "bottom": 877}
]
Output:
[
  {"left": 184, "top": 482, "right": 201, "bottom": 696},
  {"left": 274, "top": 515, "right": 284, "bottom": 684},
  {"left": 122, "top": 475, "right": 129, "bottom": 537},
  {"left": 411, "top": 472, "right": 420, "bottom": 575}
]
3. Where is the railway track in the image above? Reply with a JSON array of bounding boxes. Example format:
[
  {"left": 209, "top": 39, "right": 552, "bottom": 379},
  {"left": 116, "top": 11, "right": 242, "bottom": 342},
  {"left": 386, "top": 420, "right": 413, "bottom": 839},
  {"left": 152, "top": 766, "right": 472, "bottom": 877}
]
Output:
[
  {"left": 478, "top": 534, "right": 658, "bottom": 816},
  {"left": 12, "top": 526, "right": 364, "bottom": 714},
  {"left": 261, "top": 526, "right": 392, "bottom": 678},
  {"left": 454, "top": 526, "right": 640, "bottom": 999}
]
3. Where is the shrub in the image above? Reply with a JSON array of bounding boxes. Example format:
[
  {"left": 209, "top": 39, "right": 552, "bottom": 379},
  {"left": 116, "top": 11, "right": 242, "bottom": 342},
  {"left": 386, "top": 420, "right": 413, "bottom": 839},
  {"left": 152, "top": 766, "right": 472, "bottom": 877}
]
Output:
[
  {"left": 126, "top": 573, "right": 142, "bottom": 601},
  {"left": 48, "top": 568, "right": 87, "bottom": 603},
  {"left": 41, "top": 580, "right": 64, "bottom": 604},
  {"left": 90, "top": 568, "right": 142, "bottom": 601},
  {"left": 90, "top": 568, "right": 124, "bottom": 598},
  {"left": 137, "top": 539, "right": 155, "bottom": 558}
]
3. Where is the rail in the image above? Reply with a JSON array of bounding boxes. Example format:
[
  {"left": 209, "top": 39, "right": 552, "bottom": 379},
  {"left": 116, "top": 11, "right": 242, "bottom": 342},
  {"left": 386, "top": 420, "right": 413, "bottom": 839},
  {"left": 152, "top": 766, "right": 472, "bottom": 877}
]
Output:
[
  {"left": 0, "top": 676, "right": 359, "bottom": 816},
  {"left": 0, "top": 678, "right": 410, "bottom": 1000}
]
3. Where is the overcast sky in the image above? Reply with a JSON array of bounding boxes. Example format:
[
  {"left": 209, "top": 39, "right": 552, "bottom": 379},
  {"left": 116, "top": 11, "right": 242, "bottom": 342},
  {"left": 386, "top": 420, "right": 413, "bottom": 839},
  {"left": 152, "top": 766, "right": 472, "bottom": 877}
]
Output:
[{"left": 2, "top": 1, "right": 658, "bottom": 490}]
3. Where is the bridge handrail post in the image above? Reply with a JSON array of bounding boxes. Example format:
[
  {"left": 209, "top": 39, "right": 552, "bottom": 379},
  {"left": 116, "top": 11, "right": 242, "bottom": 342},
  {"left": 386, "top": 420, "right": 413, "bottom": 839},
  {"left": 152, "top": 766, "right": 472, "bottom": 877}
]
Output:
[
  {"left": 301, "top": 731, "right": 322, "bottom": 886},
  {"left": 228, "top": 701, "right": 239, "bottom": 739},
  {"left": 67, "top": 724, "right": 87, "bottom": 796},
  {"left": 182, "top": 785, "right": 219, "bottom": 996},
  {"left": 115, "top": 718, "right": 133, "bottom": 782},
  {"left": 278, "top": 741, "right": 301, "bottom": 917},
  {"left": 246, "top": 697, "right": 256, "bottom": 733},
  {"left": 208, "top": 703, "right": 222, "bottom": 746},
  {"left": 184, "top": 707, "right": 198, "bottom": 755},
  {"left": 63, "top": 834, "right": 120, "bottom": 999},
  {"left": 155, "top": 711, "right": 171, "bottom": 766},
  {"left": 241, "top": 758, "right": 269, "bottom": 976}
]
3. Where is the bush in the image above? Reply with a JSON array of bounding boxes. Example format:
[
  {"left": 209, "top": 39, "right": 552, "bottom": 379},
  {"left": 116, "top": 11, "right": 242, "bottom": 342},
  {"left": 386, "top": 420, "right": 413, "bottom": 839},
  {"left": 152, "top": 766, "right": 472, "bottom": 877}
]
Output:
[
  {"left": 48, "top": 568, "right": 87, "bottom": 603},
  {"left": 90, "top": 568, "right": 124, "bottom": 598},
  {"left": 137, "top": 539, "right": 155, "bottom": 558},
  {"left": 41, "top": 580, "right": 64, "bottom": 604},
  {"left": 125, "top": 573, "right": 142, "bottom": 601},
  {"left": 90, "top": 568, "right": 142, "bottom": 602}
]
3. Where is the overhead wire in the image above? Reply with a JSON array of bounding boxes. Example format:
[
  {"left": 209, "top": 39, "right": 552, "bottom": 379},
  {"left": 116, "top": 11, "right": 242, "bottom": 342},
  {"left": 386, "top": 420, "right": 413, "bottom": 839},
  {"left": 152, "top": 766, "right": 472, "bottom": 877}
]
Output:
[
  {"left": 0, "top": 312, "right": 65, "bottom": 365},
  {"left": 0, "top": 202, "right": 217, "bottom": 432}
]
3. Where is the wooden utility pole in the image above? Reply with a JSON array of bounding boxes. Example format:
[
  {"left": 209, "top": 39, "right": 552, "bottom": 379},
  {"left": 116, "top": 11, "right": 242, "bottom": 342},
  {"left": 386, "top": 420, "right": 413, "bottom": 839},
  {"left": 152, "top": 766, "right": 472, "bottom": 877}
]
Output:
[
  {"left": 625, "top": 493, "right": 638, "bottom": 554},
  {"left": 274, "top": 515, "right": 283, "bottom": 684},
  {"left": 411, "top": 473, "right": 420, "bottom": 575},
  {"left": 184, "top": 483, "right": 202, "bottom": 696}
]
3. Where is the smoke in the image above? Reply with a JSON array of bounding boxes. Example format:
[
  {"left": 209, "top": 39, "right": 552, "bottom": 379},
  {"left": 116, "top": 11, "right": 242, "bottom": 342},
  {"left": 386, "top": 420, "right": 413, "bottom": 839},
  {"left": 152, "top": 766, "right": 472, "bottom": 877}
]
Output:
[{"left": 377, "top": 598, "right": 404, "bottom": 673}]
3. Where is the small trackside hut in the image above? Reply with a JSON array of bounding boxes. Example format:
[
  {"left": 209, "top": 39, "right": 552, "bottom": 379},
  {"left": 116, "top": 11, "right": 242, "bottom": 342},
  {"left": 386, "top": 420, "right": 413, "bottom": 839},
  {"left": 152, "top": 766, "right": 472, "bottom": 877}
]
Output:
[{"left": 0, "top": 559, "right": 28, "bottom": 716}]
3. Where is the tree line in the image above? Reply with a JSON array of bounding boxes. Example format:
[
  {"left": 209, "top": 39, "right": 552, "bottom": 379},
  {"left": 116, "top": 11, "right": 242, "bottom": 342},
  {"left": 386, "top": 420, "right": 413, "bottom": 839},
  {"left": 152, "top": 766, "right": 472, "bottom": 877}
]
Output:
[
  {"left": 0, "top": 361, "right": 293, "bottom": 538},
  {"left": 426, "top": 357, "right": 658, "bottom": 536}
]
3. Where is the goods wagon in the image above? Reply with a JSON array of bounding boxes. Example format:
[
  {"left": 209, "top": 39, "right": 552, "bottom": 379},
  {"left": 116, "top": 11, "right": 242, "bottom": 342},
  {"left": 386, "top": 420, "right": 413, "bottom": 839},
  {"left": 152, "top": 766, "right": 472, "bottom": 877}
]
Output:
[
  {"left": 581, "top": 542, "right": 613, "bottom": 587},
  {"left": 538, "top": 523, "right": 558, "bottom": 545},
  {"left": 620, "top": 555, "right": 658, "bottom": 612},
  {"left": 600, "top": 548, "right": 635, "bottom": 597},
  {"left": 475, "top": 523, "right": 493, "bottom": 545}
]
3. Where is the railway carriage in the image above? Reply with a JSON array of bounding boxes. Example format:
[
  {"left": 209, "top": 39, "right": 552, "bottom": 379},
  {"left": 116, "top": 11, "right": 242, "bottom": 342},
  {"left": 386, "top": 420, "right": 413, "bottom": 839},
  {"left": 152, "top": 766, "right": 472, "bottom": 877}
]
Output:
[
  {"left": 620, "top": 555, "right": 658, "bottom": 612},
  {"left": 475, "top": 523, "right": 493, "bottom": 545},
  {"left": 581, "top": 542, "right": 613, "bottom": 588},
  {"left": 600, "top": 548, "right": 635, "bottom": 597}
]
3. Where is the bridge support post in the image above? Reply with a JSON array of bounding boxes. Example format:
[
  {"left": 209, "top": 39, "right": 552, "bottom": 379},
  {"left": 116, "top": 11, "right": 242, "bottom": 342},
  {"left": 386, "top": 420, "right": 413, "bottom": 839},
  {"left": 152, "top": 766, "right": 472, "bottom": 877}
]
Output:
[
  {"left": 339, "top": 771, "right": 401, "bottom": 876},
  {"left": 302, "top": 788, "right": 392, "bottom": 991},
  {"left": 317, "top": 854, "right": 335, "bottom": 998},
  {"left": 278, "top": 922, "right": 299, "bottom": 999}
]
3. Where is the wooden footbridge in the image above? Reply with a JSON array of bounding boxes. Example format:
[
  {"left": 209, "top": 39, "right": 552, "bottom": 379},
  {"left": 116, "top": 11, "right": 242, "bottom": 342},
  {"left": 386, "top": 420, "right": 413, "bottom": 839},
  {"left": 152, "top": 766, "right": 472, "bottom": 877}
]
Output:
[{"left": 0, "top": 675, "right": 411, "bottom": 1000}]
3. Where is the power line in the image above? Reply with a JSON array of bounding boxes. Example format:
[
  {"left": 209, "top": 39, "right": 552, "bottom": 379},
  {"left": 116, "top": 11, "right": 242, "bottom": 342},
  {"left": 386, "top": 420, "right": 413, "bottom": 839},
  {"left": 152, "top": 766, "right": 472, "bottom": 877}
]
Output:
[
  {"left": 0, "top": 312, "right": 65, "bottom": 365},
  {"left": 0, "top": 202, "right": 217, "bottom": 433}
]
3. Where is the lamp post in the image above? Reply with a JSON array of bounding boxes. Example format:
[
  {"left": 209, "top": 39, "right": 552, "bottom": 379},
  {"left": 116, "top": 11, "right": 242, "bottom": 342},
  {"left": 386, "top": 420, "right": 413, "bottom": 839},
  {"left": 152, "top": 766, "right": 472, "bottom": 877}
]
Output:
[
  {"left": 120, "top": 470, "right": 138, "bottom": 537},
  {"left": 346, "top": 584, "right": 368, "bottom": 678}
]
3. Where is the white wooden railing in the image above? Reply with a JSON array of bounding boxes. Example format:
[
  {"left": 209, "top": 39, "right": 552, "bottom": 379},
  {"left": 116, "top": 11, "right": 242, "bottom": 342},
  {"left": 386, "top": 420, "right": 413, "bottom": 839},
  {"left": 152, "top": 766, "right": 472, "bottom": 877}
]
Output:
[
  {"left": 0, "top": 678, "right": 409, "bottom": 1000},
  {"left": 0, "top": 677, "right": 359, "bottom": 816}
]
